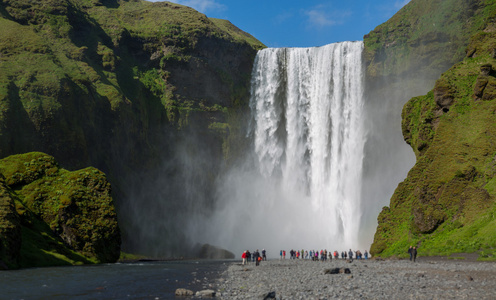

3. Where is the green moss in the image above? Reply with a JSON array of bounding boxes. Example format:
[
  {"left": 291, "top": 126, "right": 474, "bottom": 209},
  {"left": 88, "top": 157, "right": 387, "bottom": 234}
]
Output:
[
  {"left": 372, "top": 20, "right": 496, "bottom": 259},
  {"left": 0, "top": 152, "right": 120, "bottom": 268}
]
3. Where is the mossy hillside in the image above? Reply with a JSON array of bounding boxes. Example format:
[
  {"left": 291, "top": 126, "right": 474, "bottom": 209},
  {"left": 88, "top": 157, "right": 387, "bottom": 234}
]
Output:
[
  {"left": 0, "top": 0, "right": 263, "bottom": 170},
  {"left": 0, "top": 0, "right": 264, "bottom": 257},
  {"left": 364, "top": 0, "right": 496, "bottom": 82},
  {"left": 371, "top": 21, "right": 496, "bottom": 260},
  {"left": 0, "top": 152, "right": 120, "bottom": 269},
  {"left": 0, "top": 176, "right": 21, "bottom": 269}
]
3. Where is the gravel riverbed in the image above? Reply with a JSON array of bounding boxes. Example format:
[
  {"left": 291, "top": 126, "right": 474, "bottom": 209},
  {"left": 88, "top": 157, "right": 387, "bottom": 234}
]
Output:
[{"left": 214, "top": 258, "right": 496, "bottom": 299}]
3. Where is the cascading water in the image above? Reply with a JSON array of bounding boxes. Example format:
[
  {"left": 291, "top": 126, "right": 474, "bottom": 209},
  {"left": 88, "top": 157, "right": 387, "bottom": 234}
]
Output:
[
  {"left": 196, "top": 41, "right": 367, "bottom": 254},
  {"left": 251, "top": 41, "right": 365, "bottom": 247}
]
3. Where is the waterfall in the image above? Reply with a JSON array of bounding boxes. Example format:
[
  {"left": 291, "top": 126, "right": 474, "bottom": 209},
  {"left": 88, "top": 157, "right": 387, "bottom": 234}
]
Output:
[
  {"left": 196, "top": 41, "right": 366, "bottom": 254},
  {"left": 250, "top": 41, "right": 365, "bottom": 249}
]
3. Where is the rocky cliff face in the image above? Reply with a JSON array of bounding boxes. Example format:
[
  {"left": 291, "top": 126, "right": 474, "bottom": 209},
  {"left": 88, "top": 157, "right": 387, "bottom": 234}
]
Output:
[
  {"left": 0, "top": 152, "right": 120, "bottom": 269},
  {"left": 368, "top": 0, "right": 496, "bottom": 259},
  {"left": 0, "top": 0, "right": 263, "bottom": 257}
]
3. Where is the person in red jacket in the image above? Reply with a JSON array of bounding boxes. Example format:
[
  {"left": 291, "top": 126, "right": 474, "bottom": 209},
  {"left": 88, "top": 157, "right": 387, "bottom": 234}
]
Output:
[{"left": 241, "top": 251, "right": 247, "bottom": 265}]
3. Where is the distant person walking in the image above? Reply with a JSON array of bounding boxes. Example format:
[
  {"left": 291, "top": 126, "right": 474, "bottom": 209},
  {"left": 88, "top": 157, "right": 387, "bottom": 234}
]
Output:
[
  {"left": 280, "top": 250, "right": 283, "bottom": 260},
  {"left": 348, "top": 249, "right": 353, "bottom": 260},
  {"left": 262, "top": 249, "right": 267, "bottom": 261},
  {"left": 412, "top": 246, "right": 418, "bottom": 262},
  {"left": 408, "top": 246, "right": 413, "bottom": 261}
]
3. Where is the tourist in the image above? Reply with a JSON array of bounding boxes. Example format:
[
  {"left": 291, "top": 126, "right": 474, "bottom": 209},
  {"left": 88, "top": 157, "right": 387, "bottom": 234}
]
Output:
[
  {"left": 246, "top": 250, "right": 251, "bottom": 264},
  {"left": 254, "top": 249, "right": 261, "bottom": 266},
  {"left": 262, "top": 249, "right": 267, "bottom": 261},
  {"left": 305, "top": 250, "right": 308, "bottom": 259},
  {"left": 242, "top": 251, "right": 247, "bottom": 265},
  {"left": 348, "top": 249, "right": 353, "bottom": 260},
  {"left": 280, "top": 250, "right": 283, "bottom": 260},
  {"left": 408, "top": 246, "right": 413, "bottom": 261},
  {"left": 283, "top": 250, "right": 286, "bottom": 259},
  {"left": 412, "top": 246, "right": 418, "bottom": 262},
  {"left": 364, "top": 250, "right": 369, "bottom": 260}
]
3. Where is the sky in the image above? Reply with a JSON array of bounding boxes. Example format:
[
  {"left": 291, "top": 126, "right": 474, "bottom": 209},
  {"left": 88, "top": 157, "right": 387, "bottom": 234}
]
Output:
[{"left": 147, "top": 0, "right": 411, "bottom": 48}]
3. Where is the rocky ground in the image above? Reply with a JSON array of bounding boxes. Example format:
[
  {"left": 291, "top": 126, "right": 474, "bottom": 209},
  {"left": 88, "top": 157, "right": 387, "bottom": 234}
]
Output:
[{"left": 213, "top": 257, "right": 496, "bottom": 299}]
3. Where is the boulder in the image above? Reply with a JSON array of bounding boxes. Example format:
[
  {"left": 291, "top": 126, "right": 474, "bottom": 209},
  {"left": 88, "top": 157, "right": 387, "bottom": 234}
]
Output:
[
  {"left": 324, "top": 268, "right": 351, "bottom": 274},
  {"left": 175, "top": 288, "right": 194, "bottom": 296},
  {"left": 195, "top": 289, "right": 216, "bottom": 297}
]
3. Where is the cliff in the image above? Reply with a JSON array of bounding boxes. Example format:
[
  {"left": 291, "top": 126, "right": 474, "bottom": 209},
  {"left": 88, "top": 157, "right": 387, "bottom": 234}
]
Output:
[
  {"left": 369, "top": 0, "right": 496, "bottom": 259},
  {"left": 0, "top": 0, "right": 263, "bottom": 257},
  {"left": 0, "top": 152, "right": 120, "bottom": 269}
]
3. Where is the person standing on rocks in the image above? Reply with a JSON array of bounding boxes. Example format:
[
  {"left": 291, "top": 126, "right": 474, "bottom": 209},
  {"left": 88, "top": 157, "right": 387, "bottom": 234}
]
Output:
[
  {"left": 280, "top": 250, "right": 282, "bottom": 260},
  {"left": 246, "top": 250, "right": 251, "bottom": 264},
  {"left": 408, "top": 246, "right": 413, "bottom": 261},
  {"left": 242, "top": 251, "right": 247, "bottom": 265},
  {"left": 412, "top": 246, "right": 418, "bottom": 262},
  {"left": 364, "top": 250, "right": 369, "bottom": 260},
  {"left": 348, "top": 249, "right": 353, "bottom": 260},
  {"left": 262, "top": 249, "right": 267, "bottom": 261},
  {"left": 254, "top": 249, "right": 261, "bottom": 266},
  {"left": 283, "top": 250, "right": 286, "bottom": 259}
]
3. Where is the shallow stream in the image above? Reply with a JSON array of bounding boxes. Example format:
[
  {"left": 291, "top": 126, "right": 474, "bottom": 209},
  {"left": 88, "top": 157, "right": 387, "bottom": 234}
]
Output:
[{"left": 0, "top": 260, "right": 229, "bottom": 299}]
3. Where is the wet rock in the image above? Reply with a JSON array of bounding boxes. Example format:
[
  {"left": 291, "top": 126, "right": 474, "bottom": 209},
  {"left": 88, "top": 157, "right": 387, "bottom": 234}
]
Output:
[
  {"left": 262, "top": 291, "right": 276, "bottom": 299},
  {"left": 175, "top": 288, "right": 194, "bottom": 296},
  {"left": 196, "top": 289, "right": 216, "bottom": 297},
  {"left": 324, "top": 268, "right": 340, "bottom": 274}
]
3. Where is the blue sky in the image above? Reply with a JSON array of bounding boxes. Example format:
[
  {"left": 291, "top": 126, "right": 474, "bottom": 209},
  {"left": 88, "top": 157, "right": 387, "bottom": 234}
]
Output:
[{"left": 147, "top": 0, "right": 411, "bottom": 48}]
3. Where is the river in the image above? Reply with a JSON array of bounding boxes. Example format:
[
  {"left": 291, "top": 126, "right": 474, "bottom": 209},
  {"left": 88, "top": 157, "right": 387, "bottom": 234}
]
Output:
[{"left": 0, "top": 260, "right": 229, "bottom": 299}]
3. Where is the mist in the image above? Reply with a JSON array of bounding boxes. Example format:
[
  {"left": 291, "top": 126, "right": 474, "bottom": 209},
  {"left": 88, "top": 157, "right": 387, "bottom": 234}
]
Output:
[
  {"left": 189, "top": 42, "right": 371, "bottom": 257},
  {"left": 118, "top": 39, "right": 436, "bottom": 259}
]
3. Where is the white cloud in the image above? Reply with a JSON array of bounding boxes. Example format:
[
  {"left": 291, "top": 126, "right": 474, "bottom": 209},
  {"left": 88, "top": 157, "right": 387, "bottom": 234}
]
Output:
[
  {"left": 155, "top": 0, "right": 227, "bottom": 14},
  {"left": 303, "top": 4, "right": 351, "bottom": 29}
]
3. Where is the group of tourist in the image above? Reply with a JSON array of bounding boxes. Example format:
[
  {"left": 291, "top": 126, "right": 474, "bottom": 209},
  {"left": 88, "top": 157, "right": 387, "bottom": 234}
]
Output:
[
  {"left": 241, "top": 249, "right": 267, "bottom": 266},
  {"left": 241, "top": 246, "right": 419, "bottom": 264},
  {"left": 278, "top": 249, "right": 369, "bottom": 261},
  {"left": 241, "top": 246, "right": 419, "bottom": 265}
]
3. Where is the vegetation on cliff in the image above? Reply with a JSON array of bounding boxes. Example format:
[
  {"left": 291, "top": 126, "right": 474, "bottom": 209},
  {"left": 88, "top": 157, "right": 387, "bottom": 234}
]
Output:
[
  {"left": 0, "top": 152, "right": 120, "bottom": 269},
  {"left": 0, "top": 0, "right": 264, "bottom": 258},
  {"left": 364, "top": 0, "right": 496, "bottom": 83},
  {"left": 371, "top": 10, "right": 496, "bottom": 260}
]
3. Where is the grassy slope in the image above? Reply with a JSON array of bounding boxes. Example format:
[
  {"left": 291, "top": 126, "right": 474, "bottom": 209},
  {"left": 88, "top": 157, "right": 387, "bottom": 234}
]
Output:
[
  {"left": 364, "top": 0, "right": 495, "bottom": 81},
  {"left": 371, "top": 11, "right": 496, "bottom": 260},
  {"left": 0, "top": 0, "right": 265, "bottom": 264}
]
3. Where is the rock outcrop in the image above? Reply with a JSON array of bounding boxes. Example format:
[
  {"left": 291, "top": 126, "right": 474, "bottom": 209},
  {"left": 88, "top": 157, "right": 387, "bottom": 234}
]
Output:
[
  {"left": 371, "top": 13, "right": 496, "bottom": 259},
  {"left": 0, "top": 152, "right": 120, "bottom": 269}
]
